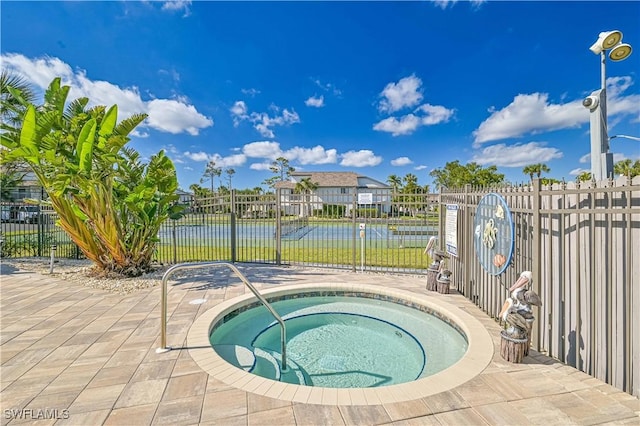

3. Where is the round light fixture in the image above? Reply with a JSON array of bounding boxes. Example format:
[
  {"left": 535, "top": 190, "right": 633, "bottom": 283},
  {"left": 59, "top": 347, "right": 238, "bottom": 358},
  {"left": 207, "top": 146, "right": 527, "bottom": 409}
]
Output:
[
  {"left": 601, "top": 30, "right": 623, "bottom": 50},
  {"left": 609, "top": 43, "right": 632, "bottom": 61}
]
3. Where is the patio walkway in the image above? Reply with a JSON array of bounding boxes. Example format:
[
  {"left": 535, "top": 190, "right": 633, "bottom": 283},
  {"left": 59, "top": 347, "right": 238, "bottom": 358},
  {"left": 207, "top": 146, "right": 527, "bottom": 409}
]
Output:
[{"left": 1, "top": 262, "right": 638, "bottom": 425}]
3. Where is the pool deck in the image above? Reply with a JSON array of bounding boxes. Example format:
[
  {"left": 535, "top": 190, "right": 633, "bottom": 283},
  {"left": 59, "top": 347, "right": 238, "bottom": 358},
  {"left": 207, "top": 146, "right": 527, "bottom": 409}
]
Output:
[{"left": 1, "top": 263, "right": 638, "bottom": 425}]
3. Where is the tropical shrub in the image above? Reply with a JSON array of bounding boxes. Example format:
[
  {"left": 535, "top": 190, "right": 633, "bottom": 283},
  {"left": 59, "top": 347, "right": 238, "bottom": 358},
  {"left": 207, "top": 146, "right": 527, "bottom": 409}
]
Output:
[{"left": 0, "top": 77, "right": 183, "bottom": 276}]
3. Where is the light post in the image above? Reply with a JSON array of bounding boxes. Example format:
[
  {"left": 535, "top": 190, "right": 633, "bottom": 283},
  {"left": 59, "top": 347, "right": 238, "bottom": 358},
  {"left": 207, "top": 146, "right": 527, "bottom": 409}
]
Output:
[{"left": 584, "top": 30, "right": 632, "bottom": 181}]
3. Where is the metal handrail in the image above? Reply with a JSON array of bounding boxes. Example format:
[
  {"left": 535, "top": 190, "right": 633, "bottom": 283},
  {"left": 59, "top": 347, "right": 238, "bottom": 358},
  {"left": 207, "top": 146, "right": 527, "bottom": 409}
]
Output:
[{"left": 156, "top": 261, "right": 287, "bottom": 370}]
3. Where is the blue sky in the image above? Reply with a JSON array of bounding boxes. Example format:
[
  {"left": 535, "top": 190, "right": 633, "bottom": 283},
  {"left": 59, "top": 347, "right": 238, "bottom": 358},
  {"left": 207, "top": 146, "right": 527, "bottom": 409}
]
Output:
[{"left": 2, "top": 1, "right": 639, "bottom": 191}]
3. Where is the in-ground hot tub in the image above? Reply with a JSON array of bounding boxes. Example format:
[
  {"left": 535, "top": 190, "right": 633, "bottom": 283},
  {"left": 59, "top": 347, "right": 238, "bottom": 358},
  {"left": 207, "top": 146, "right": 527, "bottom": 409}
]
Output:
[{"left": 187, "top": 283, "right": 493, "bottom": 405}]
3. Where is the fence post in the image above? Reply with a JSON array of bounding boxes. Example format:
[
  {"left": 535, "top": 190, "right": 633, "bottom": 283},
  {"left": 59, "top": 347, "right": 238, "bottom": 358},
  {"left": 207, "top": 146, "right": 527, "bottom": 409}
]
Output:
[
  {"left": 532, "top": 178, "right": 542, "bottom": 351},
  {"left": 230, "top": 190, "right": 237, "bottom": 263},
  {"left": 37, "top": 204, "right": 42, "bottom": 257},
  {"left": 351, "top": 189, "right": 357, "bottom": 272},
  {"left": 275, "top": 188, "right": 282, "bottom": 265},
  {"left": 172, "top": 219, "right": 177, "bottom": 264}
]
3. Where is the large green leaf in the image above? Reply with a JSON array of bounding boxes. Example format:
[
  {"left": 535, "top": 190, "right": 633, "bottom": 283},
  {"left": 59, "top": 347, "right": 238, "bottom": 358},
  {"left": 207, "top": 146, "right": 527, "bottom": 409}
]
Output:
[
  {"left": 19, "top": 105, "right": 37, "bottom": 153},
  {"left": 76, "top": 118, "right": 97, "bottom": 173}
]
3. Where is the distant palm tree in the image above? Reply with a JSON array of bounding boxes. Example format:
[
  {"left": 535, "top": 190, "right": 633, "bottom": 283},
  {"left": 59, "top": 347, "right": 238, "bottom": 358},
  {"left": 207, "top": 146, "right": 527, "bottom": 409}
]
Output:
[
  {"left": 201, "top": 160, "right": 222, "bottom": 195},
  {"left": 225, "top": 168, "right": 235, "bottom": 190},
  {"left": 294, "top": 177, "right": 318, "bottom": 217},
  {"left": 387, "top": 174, "right": 402, "bottom": 193},
  {"left": 522, "top": 163, "right": 551, "bottom": 182},
  {"left": 577, "top": 171, "right": 592, "bottom": 182},
  {"left": 614, "top": 159, "right": 640, "bottom": 178}
]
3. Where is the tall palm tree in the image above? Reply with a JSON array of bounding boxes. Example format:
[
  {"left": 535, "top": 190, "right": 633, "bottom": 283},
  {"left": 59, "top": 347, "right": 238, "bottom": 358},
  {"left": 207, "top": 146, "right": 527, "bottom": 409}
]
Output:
[
  {"left": 523, "top": 163, "right": 551, "bottom": 182},
  {"left": 225, "top": 167, "right": 235, "bottom": 190},
  {"left": 386, "top": 174, "right": 402, "bottom": 193},
  {"left": 614, "top": 159, "right": 640, "bottom": 178},
  {"left": 577, "top": 171, "right": 592, "bottom": 182},
  {"left": 1, "top": 71, "right": 37, "bottom": 199},
  {"left": 201, "top": 160, "right": 222, "bottom": 195},
  {"left": 294, "top": 177, "right": 318, "bottom": 217},
  {"left": 1, "top": 70, "right": 37, "bottom": 127}
]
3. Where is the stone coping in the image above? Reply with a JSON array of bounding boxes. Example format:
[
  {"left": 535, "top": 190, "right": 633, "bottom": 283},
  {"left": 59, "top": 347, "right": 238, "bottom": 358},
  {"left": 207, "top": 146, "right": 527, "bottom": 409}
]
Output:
[{"left": 187, "top": 283, "right": 493, "bottom": 405}]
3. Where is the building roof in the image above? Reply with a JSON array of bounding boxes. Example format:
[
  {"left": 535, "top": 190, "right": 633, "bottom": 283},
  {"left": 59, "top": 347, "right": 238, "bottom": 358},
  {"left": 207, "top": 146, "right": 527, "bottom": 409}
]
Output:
[{"left": 275, "top": 172, "right": 389, "bottom": 189}]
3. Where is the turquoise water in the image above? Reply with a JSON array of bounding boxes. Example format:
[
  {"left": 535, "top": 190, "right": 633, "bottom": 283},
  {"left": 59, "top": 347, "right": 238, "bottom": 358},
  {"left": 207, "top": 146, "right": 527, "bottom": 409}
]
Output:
[{"left": 210, "top": 295, "right": 467, "bottom": 388}]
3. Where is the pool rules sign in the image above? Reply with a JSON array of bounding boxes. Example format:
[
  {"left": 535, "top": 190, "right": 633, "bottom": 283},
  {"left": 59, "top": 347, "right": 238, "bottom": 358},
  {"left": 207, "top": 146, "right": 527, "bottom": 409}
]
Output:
[{"left": 445, "top": 204, "right": 459, "bottom": 257}]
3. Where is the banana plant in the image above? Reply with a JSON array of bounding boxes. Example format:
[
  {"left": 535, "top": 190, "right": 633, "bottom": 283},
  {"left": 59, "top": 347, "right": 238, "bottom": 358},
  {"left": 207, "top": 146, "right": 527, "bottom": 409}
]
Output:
[{"left": 1, "top": 76, "right": 183, "bottom": 276}]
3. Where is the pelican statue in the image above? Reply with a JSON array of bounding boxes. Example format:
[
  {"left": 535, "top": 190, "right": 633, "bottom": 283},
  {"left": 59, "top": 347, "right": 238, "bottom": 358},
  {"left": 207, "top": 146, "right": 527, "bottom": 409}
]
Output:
[
  {"left": 499, "top": 297, "right": 530, "bottom": 339},
  {"left": 509, "top": 270, "right": 532, "bottom": 300},
  {"left": 424, "top": 236, "right": 437, "bottom": 257},
  {"left": 499, "top": 270, "right": 542, "bottom": 339}
]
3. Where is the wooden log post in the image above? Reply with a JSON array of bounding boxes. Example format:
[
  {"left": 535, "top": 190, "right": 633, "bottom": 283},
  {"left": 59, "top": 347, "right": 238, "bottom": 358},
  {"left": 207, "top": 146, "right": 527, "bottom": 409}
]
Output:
[
  {"left": 436, "top": 278, "right": 450, "bottom": 294},
  {"left": 500, "top": 331, "right": 528, "bottom": 363},
  {"left": 426, "top": 265, "right": 438, "bottom": 291}
]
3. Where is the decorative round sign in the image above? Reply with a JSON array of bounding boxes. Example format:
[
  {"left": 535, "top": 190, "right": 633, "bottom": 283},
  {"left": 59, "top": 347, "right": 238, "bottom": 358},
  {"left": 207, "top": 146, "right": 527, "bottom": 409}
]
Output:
[{"left": 473, "top": 193, "right": 514, "bottom": 275}]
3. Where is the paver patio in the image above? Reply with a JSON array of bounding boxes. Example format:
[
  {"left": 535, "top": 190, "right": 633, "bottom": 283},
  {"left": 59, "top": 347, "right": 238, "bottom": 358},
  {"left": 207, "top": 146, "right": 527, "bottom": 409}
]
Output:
[{"left": 1, "top": 262, "right": 638, "bottom": 425}]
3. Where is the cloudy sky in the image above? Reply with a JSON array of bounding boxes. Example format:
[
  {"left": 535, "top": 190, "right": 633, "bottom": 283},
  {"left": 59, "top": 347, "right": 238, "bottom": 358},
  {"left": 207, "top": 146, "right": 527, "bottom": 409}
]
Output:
[{"left": 2, "top": 1, "right": 639, "bottom": 190}]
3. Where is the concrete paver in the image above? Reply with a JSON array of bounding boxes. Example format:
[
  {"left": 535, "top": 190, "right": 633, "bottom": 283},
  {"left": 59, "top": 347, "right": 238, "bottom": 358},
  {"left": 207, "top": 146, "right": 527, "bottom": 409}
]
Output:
[{"left": 1, "top": 265, "right": 638, "bottom": 425}]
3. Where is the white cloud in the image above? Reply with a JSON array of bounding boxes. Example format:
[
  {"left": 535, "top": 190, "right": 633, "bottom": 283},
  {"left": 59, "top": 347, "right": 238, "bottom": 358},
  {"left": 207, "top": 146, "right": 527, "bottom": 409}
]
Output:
[
  {"left": 249, "top": 162, "right": 273, "bottom": 171},
  {"left": 373, "top": 115, "right": 421, "bottom": 136},
  {"left": 340, "top": 150, "right": 383, "bottom": 167},
  {"left": 374, "top": 75, "right": 455, "bottom": 136},
  {"left": 1, "top": 53, "right": 213, "bottom": 136},
  {"left": 230, "top": 102, "right": 300, "bottom": 138},
  {"left": 284, "top": 146, "right": 337, "bottom": 165},
  {"left": 161, "top": 1, "right": 191, "bottom": 16},
  {"left": 241, "top": 88, "right": 260, "bottom": 97},
  {"left": 579, "top": 153, "right": 590, "bottom": 164},
  {"left": 569, "top": 167, "right": 589, "bottom": 176},
  {"left": 470, "top": 141, "right": 563, "bottom": 167},
  {"left": 391, "top": 157, "right": 413, "bottom": 166},
  {"left": 378, "top": 75, "right": 423, "bottom": 113},
  {"left": 313, "top": 79, "right": 342, "bottom": 96},
  {"left": 147, "top": 99, "right": 213, "bottom": 135},
  {"left": 183, "top": 151, "right": 246, "bottom": 167},
  {"left": 432, "top": 0, "right": 485, "bottom": 9},
  {"left": 305, "top": 95, "right": 324, "bottom": 108},
  {"left": 243, "top": 141, "right": 283, "bottom": 159},
  {"left": 184, "top": 151, "right": 211, "bottom": 162},
  {"left": 373, "top": 103, "right": 454, "bottom": 136},
  {"left": 414, "top": 165, "right": 428, "bottom": 171},
  {"left": 473, "top": 77, "right": 639, "bottom": 145},
  {"left": 416, "top": 104, "right": 455, "bottom": 125},
  {"left": 242, "top": 141, "right": 337, "bottom": 165}
]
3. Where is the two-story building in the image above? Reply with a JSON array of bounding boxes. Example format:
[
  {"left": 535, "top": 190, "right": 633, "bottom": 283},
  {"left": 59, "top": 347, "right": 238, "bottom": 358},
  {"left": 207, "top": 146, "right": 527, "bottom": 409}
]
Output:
[{"left": 275, "top": 172, "right": 391, "bottom": 217}]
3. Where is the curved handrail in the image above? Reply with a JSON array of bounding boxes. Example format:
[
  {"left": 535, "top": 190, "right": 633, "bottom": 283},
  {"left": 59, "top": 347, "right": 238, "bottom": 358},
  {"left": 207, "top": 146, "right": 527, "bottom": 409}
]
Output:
[{"left": 156, "top": 261, "right": 287, "bottom": 370}]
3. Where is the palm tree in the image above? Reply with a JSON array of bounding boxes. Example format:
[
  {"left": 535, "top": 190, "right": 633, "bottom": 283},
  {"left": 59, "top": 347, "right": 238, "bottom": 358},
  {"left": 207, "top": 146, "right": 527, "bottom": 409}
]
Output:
[
  {"left": 614, "top": 159, "right": 640, "bottom": 178},
  {"left": 201, "top": 160, "right": 222, "bottom": 195},
  {"left": 1, "top": 71, "right": 37, "bottom": 199},
  {"left": 294, "top": 177, "right": 318, "bottom": 217},
  {"left": 387, "top": 174, "right": 402, "bottom": 193},
  {"left": 225, "top": 168, "right": 235, "bottom": 190},
  {"left": 523, "top": 163, "right": 551, "bottom": 182},
  {"left": 1, "top": 70, "right": 36, "bottom": 127},
  {"left": 577, "top": 171, "right": 592, "bottom": 182}
]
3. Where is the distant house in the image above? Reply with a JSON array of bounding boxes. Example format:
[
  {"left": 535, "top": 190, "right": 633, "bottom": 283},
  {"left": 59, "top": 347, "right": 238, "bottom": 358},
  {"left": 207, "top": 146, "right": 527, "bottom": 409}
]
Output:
[
  {"left": 275, "top": 172, "right": 391, "bottom": 216},
  {"left": 0, "top": 167, "right": 45, "bottom": 202},
  {"left": 175, "top": 189, "right": 193, "bottom": 205}
]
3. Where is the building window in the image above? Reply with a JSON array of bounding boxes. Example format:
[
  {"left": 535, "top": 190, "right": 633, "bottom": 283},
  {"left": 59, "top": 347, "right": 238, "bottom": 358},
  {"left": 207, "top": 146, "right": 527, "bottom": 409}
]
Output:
[{"left": 340, "top": 188, "right": 348, "bottom": 194}]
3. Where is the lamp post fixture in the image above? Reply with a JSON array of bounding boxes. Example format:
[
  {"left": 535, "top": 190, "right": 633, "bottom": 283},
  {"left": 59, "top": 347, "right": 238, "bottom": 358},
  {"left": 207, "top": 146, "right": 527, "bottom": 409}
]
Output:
[{"left": 584, "top": 30, "right": 632, "bottom": 181}]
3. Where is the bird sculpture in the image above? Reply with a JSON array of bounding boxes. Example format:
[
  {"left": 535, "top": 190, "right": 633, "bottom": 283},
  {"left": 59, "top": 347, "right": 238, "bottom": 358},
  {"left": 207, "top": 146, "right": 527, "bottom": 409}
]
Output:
[
  {"left": 424, "top": 236, "right": 437, "bottom": 258},
  {"left": 499, "top": 271, "right": 542, "bottom": 339}
]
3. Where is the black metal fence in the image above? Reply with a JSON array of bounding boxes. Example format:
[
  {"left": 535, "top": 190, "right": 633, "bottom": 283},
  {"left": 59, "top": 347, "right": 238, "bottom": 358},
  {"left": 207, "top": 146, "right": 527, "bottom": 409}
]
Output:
[{"left": 1, "top": 189, "right": 439, "bottom": 273}]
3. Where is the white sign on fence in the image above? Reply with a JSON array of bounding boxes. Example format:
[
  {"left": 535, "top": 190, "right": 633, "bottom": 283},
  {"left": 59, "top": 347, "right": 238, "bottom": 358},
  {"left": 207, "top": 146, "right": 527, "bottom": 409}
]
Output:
[
  {"left": 357, "top": 193, "right": 373, "bottom": 205},
  {"left": 445, "top": 204, "right": 459, "bottom": 257}
]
